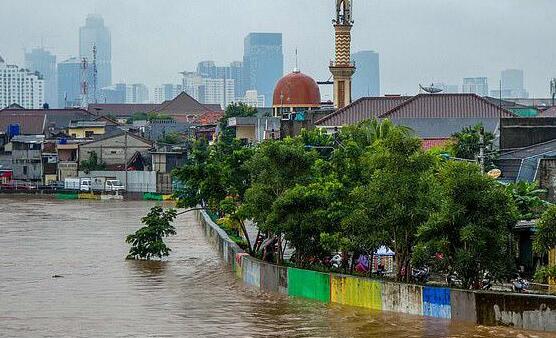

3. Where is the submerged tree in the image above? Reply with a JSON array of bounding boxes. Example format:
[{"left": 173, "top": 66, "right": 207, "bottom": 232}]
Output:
[{"left": 126, "top": 206, "right": 178, "bottom": 260}]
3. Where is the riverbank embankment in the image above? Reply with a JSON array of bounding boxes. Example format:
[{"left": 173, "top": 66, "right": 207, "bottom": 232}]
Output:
[{"left": 197, "top": 210, "right": 556, "bottom": 333}]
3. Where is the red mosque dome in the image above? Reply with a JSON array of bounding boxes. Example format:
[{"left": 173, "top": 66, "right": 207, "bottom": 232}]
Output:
[{"left": 272, "top": 70, "right": 321, "bottom": 108}]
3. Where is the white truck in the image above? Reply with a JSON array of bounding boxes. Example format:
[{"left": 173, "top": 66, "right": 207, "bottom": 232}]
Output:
[
  {"left": 64, "top": 177, "right": 124, "bottom": 192},
  {"left": 64, "top": 178, "right": 82, "bottom": 190}
]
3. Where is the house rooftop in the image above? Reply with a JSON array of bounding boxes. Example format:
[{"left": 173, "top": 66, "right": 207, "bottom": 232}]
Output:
[
  {"left": 68, "top": 121, "right": 107, "bottom": 128},
  {"left": 11, "top": 135, "right": 45, "bottom": 143}
]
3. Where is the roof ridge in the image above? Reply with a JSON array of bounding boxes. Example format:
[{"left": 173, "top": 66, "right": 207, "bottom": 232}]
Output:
[
  {"left": 378, "top": 94, "right": 421, "bottom": 118},
  {"left": 314, "top": 97, "right": 366, "bottom": 125},
  {"left": 378, "top": 93, "right": 518, "bottom": 119}
]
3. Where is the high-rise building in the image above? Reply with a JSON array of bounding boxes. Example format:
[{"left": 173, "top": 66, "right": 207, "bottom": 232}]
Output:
[
  {"left": 129, "top": 84, "right": 149, "bottom": 104},
  {"left": 99, "top": 83, "right": 127, "bottom": 103},
  {"left": 352, "top": 51, "right": 379, "bottom": 98},
  {"left": 238, "top": 90, "right": 265, "bottom": 108},
  {"left": 154, "top": 84, "right": 183, "bottom": 104},
  {"left": 181, "top": 71, "right": 234, "bottom": 109},
  {"left": 99, "top": 83, "right": 149, "bottom": 104},
  {"left": 57, "top": 57, "right": 82, "bottom": 108},
  {"left": 0, "top": 55, "right": 44, "bottom": 109},
  {"left": 462, "top": 77, "right": 489, "bottom": 96},
  {"left": 79, "top": 14, "right": 111, "bottom": 90},
  {"left": 496, "top": 69, "right": 529, "bottom": 98},
  {"left": 243, "top": 33, "right": 283, "bottom": 105},
  {"left": 25, "top": 48, "right": 57, "bottom": 107}
]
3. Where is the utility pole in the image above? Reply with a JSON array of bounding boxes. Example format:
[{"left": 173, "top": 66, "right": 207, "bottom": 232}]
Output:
[
  {"left": 124, "top": 132, "right": 128, "bottom": 191},
  {"left": 479, "top": 126, "right": 485, "bottom": 174}
]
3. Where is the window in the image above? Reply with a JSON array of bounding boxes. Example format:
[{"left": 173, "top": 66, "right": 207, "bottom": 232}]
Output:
[
  {"left": 85, "top": 130, "right": 94, "bottom": 137},
  {"left": 23, "top": 166, "right": 27, "bottom": 175}
]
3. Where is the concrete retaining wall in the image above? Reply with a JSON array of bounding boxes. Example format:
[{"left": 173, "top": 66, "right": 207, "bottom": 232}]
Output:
[
  {"left": 331, "top": 274, "right": 382, "bottom": 310},
  {"left": 197, "top": 210, "right": 556, "bottom": 332},
  {"left": 382, "top": 282, "right": 423, "bottom": 316},
  {"left": 288, "top": 268, "right": 330, "bottom": 303}
]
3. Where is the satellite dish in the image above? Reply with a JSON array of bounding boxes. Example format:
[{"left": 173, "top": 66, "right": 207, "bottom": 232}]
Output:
[
  {"left": 487, "top": 168, "right": 502, "bottom": 179},
  {"left": 419, "top": 84, "right": 443, "bottom": 94}
]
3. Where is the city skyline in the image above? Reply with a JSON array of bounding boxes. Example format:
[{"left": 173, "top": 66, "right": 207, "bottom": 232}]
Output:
[{"left": 1, "top": 0, "right": 555, "bottom": 97}]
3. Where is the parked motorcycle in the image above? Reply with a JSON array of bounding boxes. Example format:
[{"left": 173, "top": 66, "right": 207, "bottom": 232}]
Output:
[
  {"left": 512, "top": 274, "right": 529, "bottom": 293},
  {"left": 480, "top": 272, "right": 493, "bottom": 290},
  {"left": 446, "top": 272, "right": 462, "bottom": 288},
  {"left": 411, "top": 266, "right": 430, "bottom": 284},
  {"left": 330, "top": 254, "right": 342, "bottom": 269}
]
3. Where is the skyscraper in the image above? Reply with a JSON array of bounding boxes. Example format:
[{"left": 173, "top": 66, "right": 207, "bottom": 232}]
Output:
[
  {"left": 79, "top": 14, "right": 111, "bottom": 91},
  {"left": 352, "top": 51, "right": 380, "bottom": 98},
  {"left": 462, "top": 77, "right": 489, "bottom": 96},
  {"left": 500, "top": 69, "right": 529, "bottom": 98},
  {"left": 243, "top": 33, "right": 283, "bottom": 105},
  {"left": 0, "top": 55, "right": 44, "bottom": 109},
  {"left": 57, "top": 57, "right": 82, "bottom": 108},
  {"left": 25, "top": 48, "right": 57, "bottom": 107}
]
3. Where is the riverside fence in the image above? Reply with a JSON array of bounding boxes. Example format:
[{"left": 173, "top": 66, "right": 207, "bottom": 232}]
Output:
[{"left": 197, "top": 210, "right": 556, "bottom": 333}]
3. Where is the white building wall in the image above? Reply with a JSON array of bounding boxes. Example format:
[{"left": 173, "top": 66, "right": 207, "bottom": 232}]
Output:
[{"left": 0, "top": 60, "right": 45, "bottom": 109}]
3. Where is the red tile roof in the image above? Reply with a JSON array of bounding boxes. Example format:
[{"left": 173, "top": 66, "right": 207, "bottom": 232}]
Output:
[
  {"left": 153, "top": 92, "right": 216, "bottom": 115},
  {"left": 315, "top": 96, "right": 410, "bottom": 126},
  {"left": 197, "top": 111, "right": 224, "bottom": 126},
  {"left": 421, "top": 138, "right": 451, "bottom": 150},
  {"left": 379, "top": 94, "right": 516, "bottom": 119}
]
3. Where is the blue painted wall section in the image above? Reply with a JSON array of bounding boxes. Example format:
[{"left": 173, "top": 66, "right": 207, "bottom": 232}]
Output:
[{"left": 423, "top": 287, "right": 451, "bottom": 319}]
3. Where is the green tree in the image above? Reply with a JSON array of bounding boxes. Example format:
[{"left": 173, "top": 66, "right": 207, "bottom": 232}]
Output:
[
  {"left": 450, "top": 123, "right": 496, "bottom": 168},
  {"left": 126, "top": 206, "right": 178, "bottom": 260},
  {"left": 159, "top": 131, "right": 186, "bottom": 145},
  {"left": 507, "top": 181, "right": 550, "bottom": 220},
  {"left": 415, "top": 161, "right": 517, "bottom": 288},
  {"left": 266, "top": 179, "right": 346, "bottom": 266},
  {"left": 80, "top": 151, "right": 106, "bottom": 173},
  {"left": 219, "top": 102, "right": 258, "bottom": 143},
  {"left": 347, "top": 130, "right": 438, "bottom": 281},
  {"left": 533, "top": 205, "right": 556, "bottom": 256}
]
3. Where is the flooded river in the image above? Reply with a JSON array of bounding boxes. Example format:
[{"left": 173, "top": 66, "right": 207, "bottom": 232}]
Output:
[{"left": 0, "top": 197, "right": 549, "bottom": 337}]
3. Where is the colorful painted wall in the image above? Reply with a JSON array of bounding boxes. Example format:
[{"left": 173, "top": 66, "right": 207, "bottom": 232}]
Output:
[{"left": 197, "top": 210, "right": 556, "bottom": 333}]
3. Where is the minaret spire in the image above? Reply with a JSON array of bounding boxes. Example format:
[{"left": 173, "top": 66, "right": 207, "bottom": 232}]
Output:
[{"left": 330, "top": 0, "right": 356, "bottom": 109}]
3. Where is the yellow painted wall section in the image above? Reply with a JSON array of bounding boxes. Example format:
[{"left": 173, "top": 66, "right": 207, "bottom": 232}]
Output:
[
  {"left": 68, "top": 127, "right": 106, "bottom": 138},
  {"left": 331, "top": 275, "right": 382, "bottom": 310},
  {"left": 550, "top": 248, "right": 556, "bottom": 292}
]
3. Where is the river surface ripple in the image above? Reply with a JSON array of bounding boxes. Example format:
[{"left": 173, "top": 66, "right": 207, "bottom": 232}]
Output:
[{"left": 0, "top": 198, "right": 549, "bottom": 337}]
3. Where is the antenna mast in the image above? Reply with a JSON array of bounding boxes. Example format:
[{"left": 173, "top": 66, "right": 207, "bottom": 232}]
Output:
[
  {"left": 80, "top": 57, "right": 89, "bottom": 108},
  {"left": 92, "top": 44, "right": 98, "bottom": 104}
]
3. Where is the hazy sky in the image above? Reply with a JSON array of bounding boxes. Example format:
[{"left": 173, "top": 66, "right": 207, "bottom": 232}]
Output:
[{"left": 2, "top": 0, "right": 555, "bottom": 98}]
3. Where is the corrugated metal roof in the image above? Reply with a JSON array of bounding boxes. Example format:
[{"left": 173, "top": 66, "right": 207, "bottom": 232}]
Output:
[
  {"left": 87, "top": 103, "right": 160, "bottom": 117},
  {"left": 540, "top": 107, "right": 556, "bottom": 117},
  {"left": 0, "top": 114, "right": 46, "bottom": 134},
  {"left": 314, "top": 96, "right": 410, "bottom": 126},
  {"left": 379, "top": 94, "right": 517, "bottom": 119},
  {"left": 0, "top": 108, "right": 94, "bottom": 130}
]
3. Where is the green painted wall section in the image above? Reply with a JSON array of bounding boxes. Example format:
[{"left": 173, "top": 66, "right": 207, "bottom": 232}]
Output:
[
  {"left": 287, "top": 268, "right": 330, "bottom": 303},
  {"left": 331, "top": 275, "right": 382, "bottom": 310}
]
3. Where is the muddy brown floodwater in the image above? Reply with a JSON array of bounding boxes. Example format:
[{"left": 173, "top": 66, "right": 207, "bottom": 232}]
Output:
[{"left": 0, "top": 197, "right": 550, "bottom": 337}]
